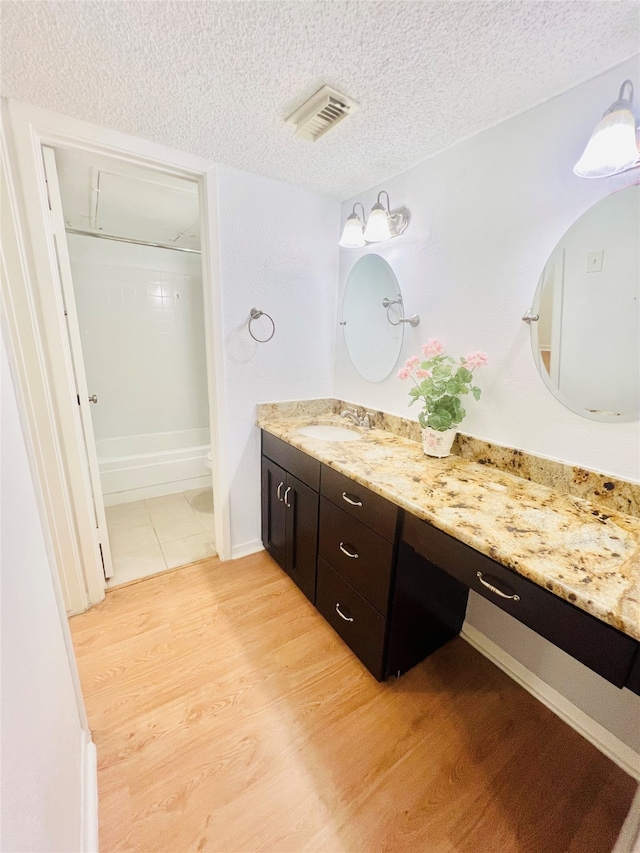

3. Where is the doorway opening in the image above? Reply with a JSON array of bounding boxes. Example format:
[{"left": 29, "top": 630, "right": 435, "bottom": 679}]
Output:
[
  {"left": 49, "top": 145, "right": 216, "bottom": 587},
  {"left": 3, "top": 100, "right": 230, "bottom": 614}
]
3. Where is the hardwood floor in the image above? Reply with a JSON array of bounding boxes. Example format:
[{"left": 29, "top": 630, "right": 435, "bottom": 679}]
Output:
[{"left": 69, "top": 552, "right": 636, "bottom": 853}]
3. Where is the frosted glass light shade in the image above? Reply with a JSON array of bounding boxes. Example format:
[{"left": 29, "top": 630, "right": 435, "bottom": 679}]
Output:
[
  {"left": 339, "top": 213, "right": 365, "bottom": 248},
  {"left": 363, "top": 204, "right": 392, "bottom": 242},
  {"left": 574, "top": 108, "right": 639, "bottom": 178}
]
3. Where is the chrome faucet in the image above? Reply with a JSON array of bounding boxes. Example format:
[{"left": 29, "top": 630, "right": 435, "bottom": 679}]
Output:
[{"left": 340, "top": 406, "right": 375, "bottom": 430}]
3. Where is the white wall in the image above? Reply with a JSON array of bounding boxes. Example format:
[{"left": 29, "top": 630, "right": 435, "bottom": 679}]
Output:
[
  {"left": 335, "top": 56, "right": 640, "bottom": 749},
  {"left": 68, "top": 234, "right": 209, "bottom": 442},
  {"left": 336, "top": 55, "right": 640, "bottom": 483},
  {"left": 1, "top": 327, "right": 89, "bottom": 852},
  {"left": 216, "top": 166, "right": 339, "bottom": 555},
  {"left": 466, "top": 595, "right": 640, "bottom": 751}
]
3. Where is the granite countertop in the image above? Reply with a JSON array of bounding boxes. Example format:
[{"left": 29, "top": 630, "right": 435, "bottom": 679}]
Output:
[{"left": 257, "top": 411, "right": 640, "bottom": 642}]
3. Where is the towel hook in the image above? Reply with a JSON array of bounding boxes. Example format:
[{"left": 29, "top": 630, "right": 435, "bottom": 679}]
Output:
[{"left": 248, "top": 308, "right": 275, "bottom": 342}]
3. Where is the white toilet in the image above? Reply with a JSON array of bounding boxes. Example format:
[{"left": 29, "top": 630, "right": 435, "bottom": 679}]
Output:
[{"left": 204, "top": 450, "right": 212, "bottom": 471}]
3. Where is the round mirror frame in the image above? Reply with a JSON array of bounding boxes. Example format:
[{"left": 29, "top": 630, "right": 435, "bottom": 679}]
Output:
[
  {"left": 530, "top": 183, "right": 639, "bottom": 423},
  {"left": 342, "top": 254, "right": 405, "bottom": 383}
]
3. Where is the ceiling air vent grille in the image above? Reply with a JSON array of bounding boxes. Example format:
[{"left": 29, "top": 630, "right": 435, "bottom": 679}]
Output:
[{"left": 286, "top": 85, "right": 359, "bottom": 142}]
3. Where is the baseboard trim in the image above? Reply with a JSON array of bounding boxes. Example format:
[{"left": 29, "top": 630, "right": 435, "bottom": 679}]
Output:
[
  {"left": 461, "top": 624, "right": 640, "bottom": 780},
  {"left": 231, "top": 539, "right": 264, "bottom": 560},
  {"left": 80, "top": 731, "right": 99, "bottom": 853}
]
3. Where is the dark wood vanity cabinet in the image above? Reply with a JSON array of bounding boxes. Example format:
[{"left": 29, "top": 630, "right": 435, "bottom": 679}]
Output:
[
  {"left": 316, "top": 467, "right": 398, "bottom": 680},
  {"left": 260, "top": 437, "right": 456, "bottom": 681},
  {"left": 261, "top": 433, "right": 320, "bottom": 604},
  {"left": 261, "top": 430, "right": 640, "bottom": 692},
  {"left": 402, "top": 513, "right": 640, "bottom": 690},
  {"left": 625, "top": 650, "right": 640, "bottom": 696},
  {"left": 316, "top": 466, "right": 465, "bottom": 681}
]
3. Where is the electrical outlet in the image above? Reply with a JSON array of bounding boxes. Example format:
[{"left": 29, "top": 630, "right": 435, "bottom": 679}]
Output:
[{"left": 587, "top": 250, "right": 604, "bottom": 273}]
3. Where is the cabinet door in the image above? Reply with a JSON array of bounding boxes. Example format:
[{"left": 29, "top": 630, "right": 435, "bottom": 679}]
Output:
[
  {"left": 261, "top": 456, "right": 287, "bottom": 570},
  {"left": 285, "top": 473, "right": 319, "bottom": 604}
]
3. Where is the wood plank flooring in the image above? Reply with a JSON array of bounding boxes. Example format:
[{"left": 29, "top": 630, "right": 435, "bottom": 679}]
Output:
[{"left": 69, "top": 552, "right": 636, "bottom": 853}]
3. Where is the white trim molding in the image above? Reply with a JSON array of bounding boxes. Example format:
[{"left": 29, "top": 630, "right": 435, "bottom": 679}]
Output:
[
  {"left": 231, "top": 539, "right": 264, "bottom": 561},
  {"left": 80, "top": 732, "right": 99, "bottom": 853},
  {"left": 1, "top": 114, "right": 92, "bottom": 614},
  {"left": 2, "top": 99, "right": 232, "bottom": 614},
  {"left": 461, "top": 623, "right": 640, "bottom": 780}
]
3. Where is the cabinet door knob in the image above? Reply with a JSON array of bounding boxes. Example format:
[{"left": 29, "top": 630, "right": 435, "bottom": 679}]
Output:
[
  {"left": 335, "top": 603, "right": 354, "bottom": 622},
  {"left": 283, "top": 486, "right": 292, "bottom": 507},
  {"left": 276, "top": 482, "right": 284, "bottom": 501},
  {"left": 342, "top": 492, "right": 363, "bottom": 507},
  {"left": 476, "top": 571, "right": 520, "bottom": 601},
  {"left": 339, "top": 542, "right": 359, "bottom": 559}
]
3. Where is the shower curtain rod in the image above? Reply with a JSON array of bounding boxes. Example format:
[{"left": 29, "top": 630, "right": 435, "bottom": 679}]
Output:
[{"left": 65, "top": 227, "right": 201, "bottom": 254}]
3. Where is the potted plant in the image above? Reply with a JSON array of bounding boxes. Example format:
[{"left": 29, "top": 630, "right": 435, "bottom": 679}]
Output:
[{"left": 397, "top": 339, "right": 488, "bottom": 457}]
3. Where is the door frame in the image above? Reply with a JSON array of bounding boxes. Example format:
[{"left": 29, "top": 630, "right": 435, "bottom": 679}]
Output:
[
  {"left": 41, "top": 145, "right": 114, "bottom": 581},
  {"left": 2, "top": 99, "right": 231, "bottom": 611}
]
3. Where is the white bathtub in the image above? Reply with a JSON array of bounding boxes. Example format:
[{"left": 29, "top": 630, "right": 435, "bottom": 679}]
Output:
[{"left": 97, "top": 427, "right": 212, "bottom": 506}]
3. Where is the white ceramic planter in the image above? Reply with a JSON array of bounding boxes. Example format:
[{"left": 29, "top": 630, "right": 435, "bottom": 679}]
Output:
[{"left": 421, "top": 427, "right": 457, "bottom": 458}]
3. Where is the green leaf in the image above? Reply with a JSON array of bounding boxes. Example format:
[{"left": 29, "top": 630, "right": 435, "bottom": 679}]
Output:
[
  {"left": 428, "top": 411, "right": 453, "bottom": 430},
  {"left": 450, "top": 398, "right": 465, "bottom": 425},
  {"left": 472, "top": 386, "right": 481, "bottom": 401}
]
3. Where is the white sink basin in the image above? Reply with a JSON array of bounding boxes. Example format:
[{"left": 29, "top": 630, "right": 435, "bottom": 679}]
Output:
[{"left": 297, "top": 424, "right": 362, "bottom": 442}]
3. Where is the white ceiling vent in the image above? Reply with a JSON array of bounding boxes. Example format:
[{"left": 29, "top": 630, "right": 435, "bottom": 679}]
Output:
[{"left": 286, "top": 85, "right": 359, "bottom": 142}]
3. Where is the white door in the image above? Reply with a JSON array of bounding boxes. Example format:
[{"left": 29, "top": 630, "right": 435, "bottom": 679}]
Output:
[{"left": 42, "top": 146, "right": 114, "bottom": 579}]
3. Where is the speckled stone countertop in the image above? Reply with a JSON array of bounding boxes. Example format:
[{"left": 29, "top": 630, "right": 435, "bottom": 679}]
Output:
[{"left": 257, "top": 408, "right": 640, "bottom": 642}]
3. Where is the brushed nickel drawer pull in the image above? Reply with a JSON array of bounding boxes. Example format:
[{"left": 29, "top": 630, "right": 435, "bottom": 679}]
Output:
[
  {"left": 476, "top": 571, "right": 520, "bottom": 601},
  {"left": 335, "top": 603, "right": 354, "bottom": 622},
  {"left": 342, "top": 492, "right": 363, "bottom": 507},
  {"left": 339, "top": 542, "right": 359, "bottom": 558},
  {"left": 276, "top": 482, "right": 284, "bottom": 501},
  {"left": 283, "top": 486, "right": 292, "bottom": 507}
]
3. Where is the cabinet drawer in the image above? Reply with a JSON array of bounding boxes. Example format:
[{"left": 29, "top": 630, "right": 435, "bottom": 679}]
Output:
[
  {"left": 321, "top": 466, "right": 398, "bottom": 541},
  {"left": 316, "top": 558, "right": 386, "bottom": 681},
  {"left": 319, "top": 498, "right": 394, "bottom": 615},
  {"left": 403, "top": 513, "right": 637, "bottom": 687},
  {"left": 262, "top": 432, "right": 320, "bottom": 491}
]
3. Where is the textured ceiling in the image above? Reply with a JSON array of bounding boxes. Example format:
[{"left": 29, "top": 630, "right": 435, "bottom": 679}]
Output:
[{"left": 1, "top": 1, "right": 638, "bottom": 200}]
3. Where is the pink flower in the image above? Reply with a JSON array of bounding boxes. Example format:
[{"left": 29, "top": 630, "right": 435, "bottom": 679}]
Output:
[
  {"left": 415, "top": 369, "right": 431, "bottom": 379},
  {"left": 405, "top": 355, "right": 420, "bottom": 369},
  {"left": 397, "top": 366, "right": 411, "bottom": 380},
  {"left": 465, "top": 351, "right": 488, "bottom": 369},
  {"left": 421, "top": 338, "right": 444, "bottom": 358}
]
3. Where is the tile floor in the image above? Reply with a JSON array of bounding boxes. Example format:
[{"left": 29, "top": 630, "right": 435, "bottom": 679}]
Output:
[{"left": 104, "top": 488, "right": 216, "bottom": 587}]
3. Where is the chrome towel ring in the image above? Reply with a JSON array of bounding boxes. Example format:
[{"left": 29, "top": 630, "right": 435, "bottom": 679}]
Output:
[
  {"left": 382, "top": 295, "right": 420, "bottom": 327},
  {"left": 248, "top": 308, "right": 275, "bottom": 342}
]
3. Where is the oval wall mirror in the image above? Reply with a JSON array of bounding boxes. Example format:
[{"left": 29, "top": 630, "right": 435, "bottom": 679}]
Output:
[
  {"left": 342, "top": 254, "right": 404, "bottom": 383},
  {"left": 530, "top": 183, "right": 639, "bottom": 422}
]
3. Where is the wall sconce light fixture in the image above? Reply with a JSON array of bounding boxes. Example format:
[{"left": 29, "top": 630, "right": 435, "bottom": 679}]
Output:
[
  {"left": 574, "top": 79, "right": 640, "bottom": 178},
  {"left": 339, "top": 191, "right": 410, "bottom": 248},
  {"left": 339, "top": 202, "right": 367, "bottom": 248}
]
